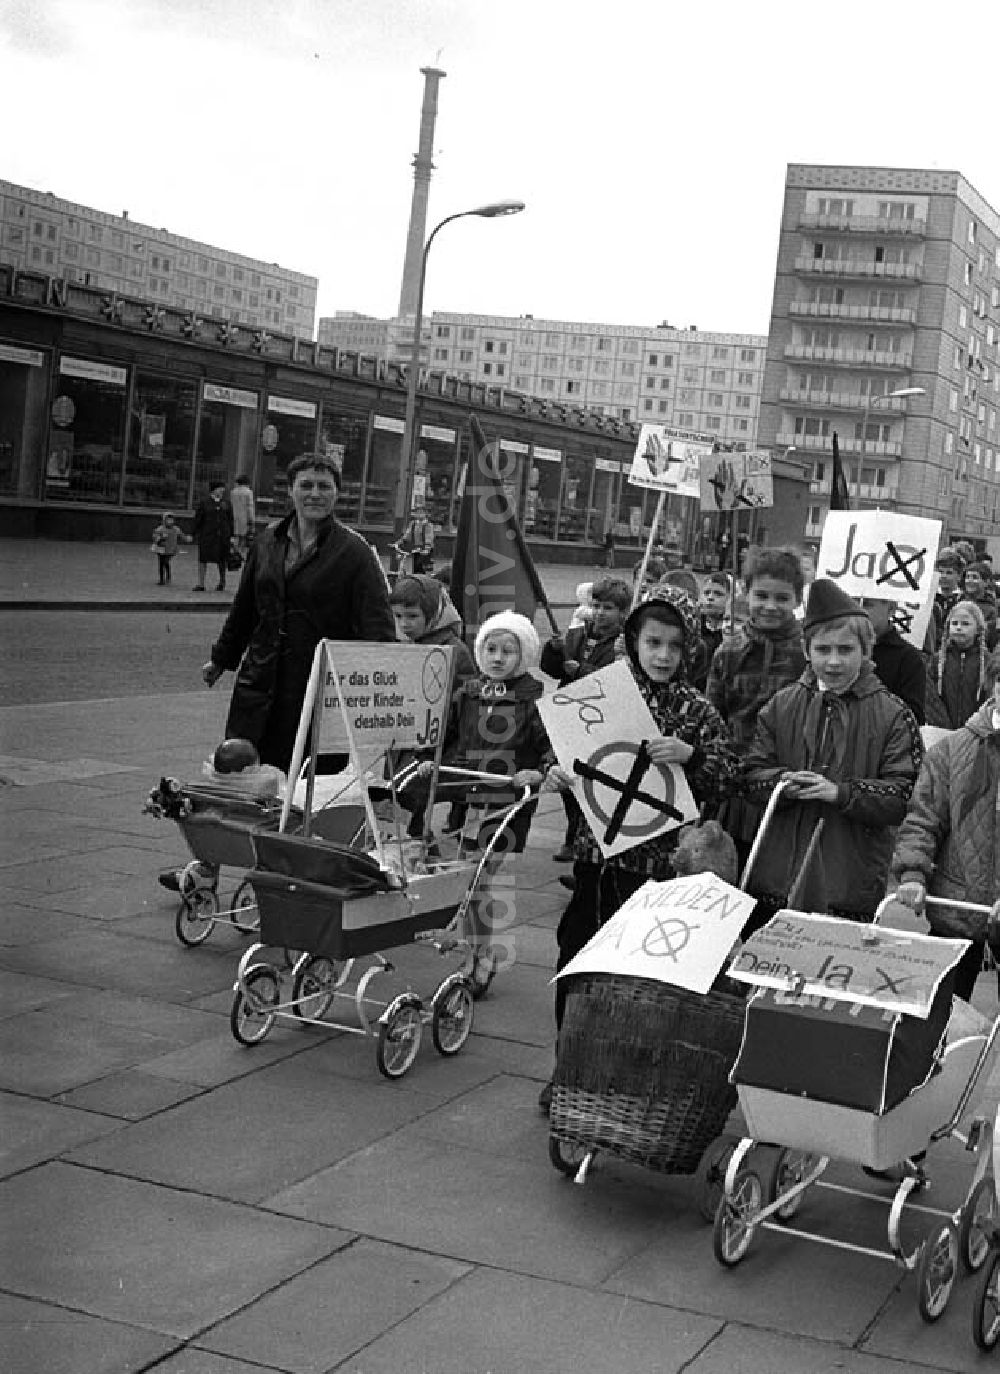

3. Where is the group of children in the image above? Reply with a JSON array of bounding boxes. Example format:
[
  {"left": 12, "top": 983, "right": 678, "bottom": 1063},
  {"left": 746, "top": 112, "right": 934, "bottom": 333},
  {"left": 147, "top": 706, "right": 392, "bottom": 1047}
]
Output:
[{"left": 181, "top": 539, "right": 1000, "bottom": 1119}]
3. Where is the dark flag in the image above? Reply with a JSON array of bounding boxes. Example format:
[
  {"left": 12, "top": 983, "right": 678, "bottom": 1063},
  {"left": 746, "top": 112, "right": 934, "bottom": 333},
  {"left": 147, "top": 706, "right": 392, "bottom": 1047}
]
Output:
[
  {"left": 830, "top": 430, "right": 852, "bottom": 511},
  {"left": 450, "top": 413, "right": 557, "bottom": 638}
]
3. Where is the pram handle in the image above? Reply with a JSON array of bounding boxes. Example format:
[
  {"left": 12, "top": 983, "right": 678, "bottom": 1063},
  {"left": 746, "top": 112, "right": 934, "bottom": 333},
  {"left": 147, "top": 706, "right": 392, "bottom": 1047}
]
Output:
[
  {"left": 874, "top": 893, "right": 995, "bottom": 925},
  {"left": 739, "top": 777, "right": 789, "bottom": 892}
]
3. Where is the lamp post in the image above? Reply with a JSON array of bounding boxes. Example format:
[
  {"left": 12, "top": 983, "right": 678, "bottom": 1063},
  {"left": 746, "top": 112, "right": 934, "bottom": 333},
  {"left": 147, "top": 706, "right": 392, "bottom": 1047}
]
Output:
[
  {"left": 855, "top": 385, "right": 925, "bottom": 503},
  {"left": 393, "top": 199, "right": 525, "bottom": 536}
]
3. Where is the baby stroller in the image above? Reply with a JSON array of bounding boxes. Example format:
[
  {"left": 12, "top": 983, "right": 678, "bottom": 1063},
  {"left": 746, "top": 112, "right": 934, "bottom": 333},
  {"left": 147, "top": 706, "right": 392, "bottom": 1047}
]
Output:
[{"left": 714, "top": 896, "right": 1000, "bottom": 1325}]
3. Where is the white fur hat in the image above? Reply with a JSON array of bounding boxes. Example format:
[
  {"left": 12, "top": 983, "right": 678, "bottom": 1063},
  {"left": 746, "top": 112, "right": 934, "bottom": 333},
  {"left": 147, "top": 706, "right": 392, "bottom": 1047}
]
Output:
[{"left": 474, "top": 611, "right": 540, "bottom": 674}]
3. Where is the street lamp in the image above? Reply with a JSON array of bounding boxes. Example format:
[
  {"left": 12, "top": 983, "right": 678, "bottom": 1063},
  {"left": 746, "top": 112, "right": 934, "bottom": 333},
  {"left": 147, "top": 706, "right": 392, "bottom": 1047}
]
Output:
[
  {"left": 393, "top": 199, "right": 525, "bottom": 535},
  {"left": 855, "top": 385, "right": 925, "bottom": 501}
]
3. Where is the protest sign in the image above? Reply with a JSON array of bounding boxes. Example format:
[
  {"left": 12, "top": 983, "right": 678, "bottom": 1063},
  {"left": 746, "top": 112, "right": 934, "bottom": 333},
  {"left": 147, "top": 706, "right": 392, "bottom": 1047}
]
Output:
[
  {"left": 317, "top": 641, "right": 455, "bottom": 757},
  {"left": 699, "top": 451, "right": 773, "bottom": 511},
  {"left": 537, "top": 659, "right": 697, "bottom": 858},
  {"left": 728, "top": 910, "right": 967, "bottom": 1017},
  {"left": 556, "top": 873, "right": 756, "bottom": 993},
  {"left": 628, "top": 425, "right": 711, "bottom": 496},
  {"left": 817, "top": 511, "right": 942, "bottom": 604}
]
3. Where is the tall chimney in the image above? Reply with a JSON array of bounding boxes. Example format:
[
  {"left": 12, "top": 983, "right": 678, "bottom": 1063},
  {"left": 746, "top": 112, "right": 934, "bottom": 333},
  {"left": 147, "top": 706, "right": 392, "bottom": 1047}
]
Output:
[{"left": 397, "top": 66, "right": 446, "bottom": 320}]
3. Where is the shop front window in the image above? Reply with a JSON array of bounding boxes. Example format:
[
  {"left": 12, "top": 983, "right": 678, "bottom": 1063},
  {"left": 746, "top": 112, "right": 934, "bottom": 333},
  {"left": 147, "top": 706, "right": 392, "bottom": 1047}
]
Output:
[
  {"left": 556, "top": 451, "right": 594, "bottom": 543},
  {"left": 365, "top": 415, "right": 403, "bottom": 525},
  {"left": 123, "top": 371, "right": 198, "bottom": 509},
  {"left": 589, "top": 455, "right": 623, "bottom": 546},
  {"left": 497, "top": 439, "right": 529, "bottom": 525},
  {"left": 0, "top": 343, "right": 49, "bottom": 496},
  {"left": 47, "top": 355, "right": 127, "bottom": 503},
  {"left": 318, "top": 406, "right": 368, "bottom": 525},
  {"left": 193, "top": 383, "right": 258, "bottom": 502},
  {"left": 525, "top": 446, "right": 561, "bottom": 539},
  {"left": 414, "top": 423, "right": 458, "bottom": 530},
  {"left": 258, "top": 395, "right": 318, "bottom": 515}
]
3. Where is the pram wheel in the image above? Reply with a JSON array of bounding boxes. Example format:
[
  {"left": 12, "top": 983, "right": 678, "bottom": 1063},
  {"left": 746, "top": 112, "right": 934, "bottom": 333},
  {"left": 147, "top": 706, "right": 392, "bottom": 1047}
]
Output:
[
  {"left": 973, "top": 1247, "right": 1000, "bottom": 1350},
  {"left": 291, "top": 955, "right": 342, "bottom": 1022},
  {"left": 376, "top": 996, "right": 423, "bottom": 1079},
  {"left": 175, "top": 888, "right": 219, "bottom": 946},
  {"left": 696, "top": 1137, "right": 736, "bottom": 1223},
  {"left": 430, "top": 975, "right": 474, "bottom": 1056},
  {"left": 548, "top": 1133, "right": 592, "bottom": 1178},
  {"left": 916, "top": 1221, "right": 958, "bottom": 1322},
  {"left": 230, "top": 965, "right": 280, "bottom": 1045},
  {"left": 230, "top": 878, "right": 259, "bottom": 935},
  {"left": 766, "top": 1148, "right": 815, "bottom": 1223},
  {"left": 713, "top": 1170, "right": 762, "bottom": 1267},
  {"left": 960, "top": 1176, "right": 997, "bottom": 1273}
]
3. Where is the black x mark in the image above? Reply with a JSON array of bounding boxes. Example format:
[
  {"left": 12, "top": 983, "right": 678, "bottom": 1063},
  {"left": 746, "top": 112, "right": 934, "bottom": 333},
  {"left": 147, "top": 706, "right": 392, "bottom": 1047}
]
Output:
[
  {"left": 573, "top": 741, "right": 683, "bottom": 845},
  {"left": 875, "top": 542, "right": 925, "bottom": 592}
]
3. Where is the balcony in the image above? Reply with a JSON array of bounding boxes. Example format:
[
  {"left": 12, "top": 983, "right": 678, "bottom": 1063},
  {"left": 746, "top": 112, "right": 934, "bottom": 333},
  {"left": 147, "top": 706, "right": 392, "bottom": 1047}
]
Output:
[
  {"left": 794, "top": 257, "right": 923, "bottom": 282},
  {"left": 788, "top": 301, "right": 916, "bottom": 326},
  {"left": 783, "top": 344, "right": 913, "bottom": 370},
  {"left": 777, "top": 432, "right": 903, "bottom": 459},
  {"left": 797, "top": 213, "right": 927, "bottom": 237},
  {"left": 778, "top": 388, "right": 910, "bottom": 413}
]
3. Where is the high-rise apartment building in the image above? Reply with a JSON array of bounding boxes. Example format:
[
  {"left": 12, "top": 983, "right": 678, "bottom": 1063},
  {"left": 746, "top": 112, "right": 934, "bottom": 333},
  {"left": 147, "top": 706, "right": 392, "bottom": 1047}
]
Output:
[
  {"left": 0, "top": 179, "right": 317, "bottom": 340},
  {"left": 318, "top": 308, "right": 768, "bottom": 447},
  {"left": 759, "top": 164, "right": 1000, "bottom": 544},
  {"left": 316, "top": 311, "right": 391, "bottom": 353}
]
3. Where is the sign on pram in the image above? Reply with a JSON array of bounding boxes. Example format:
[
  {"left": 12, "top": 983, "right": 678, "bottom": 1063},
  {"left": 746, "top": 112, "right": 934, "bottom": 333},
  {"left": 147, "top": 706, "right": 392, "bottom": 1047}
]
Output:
[
  {"left": 537, "top": 659, "right": 697, "bottom": 858},
  {"left": 556, "top": 873, "right": 756, "bottom": 993},
  {"left": 316, "top": 642, "right": 455, "bottom": 756},
  {"left": 817, "top": 511, "right": 942, "bottom": 605},
  {"left": 628, "top": 425, "right": 711, "bottom": 496},
  {"left": 728, "top": 911, "right": 968, "bottom": 1018}
]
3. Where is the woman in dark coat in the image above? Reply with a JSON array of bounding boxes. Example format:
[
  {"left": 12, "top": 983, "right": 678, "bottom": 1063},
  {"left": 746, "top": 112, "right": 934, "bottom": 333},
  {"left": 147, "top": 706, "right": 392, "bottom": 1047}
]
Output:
[
  {"left": 192, "top": 482, "right": 234, "bottom": 592},
  {"left": 203, "top": 454, "right": 396, "bottom": 771}
]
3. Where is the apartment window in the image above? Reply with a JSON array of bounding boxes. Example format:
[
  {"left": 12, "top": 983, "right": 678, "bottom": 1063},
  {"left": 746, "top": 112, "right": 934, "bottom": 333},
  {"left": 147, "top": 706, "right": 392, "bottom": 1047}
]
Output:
[
  {"left": 645, "top": 375, "right": 656, "bottom": 389},
  {"left": 32, "top": 221, "right": 43, "bottom": 237},
  {"left": 569, "top": 335, "right": 585, "bottom": 350},
  {"left": 736, "top": 419, "right": 749, "bottom": 432},
  {"left": 496, "top": 364, "right": 505, "bottom": 377},
  {"left": 198, "top": 256, "right": 209, "bottom": 272},
  {"left": 459, "top": 349, "right": 473, "bottom": 362},
  {"left": 232, "top": 289, "right": 242, "bottom": 303},
  {"left": 540, "top": 378, "right": 555, "bottom": 392},
  {"left": 519, "top": 331, "right": 534, "bottom": 346},
  {"left": 662, "top": 355, "right": 674, "bottom": 368},
  {"left": 950, "top": 388, "right": 959, "bottom": 412},
  {"left": 433, "top": 348, "right": 448, "bottom": 360},
  {"left": 484, "top": 340, "right": 494, "bottom": 353},
  {"left": 568, "top": 358, "right": 584, "bottom": 372},
  {"left": 461, "top": 327, "right": 475, "bottom": 341},
  {"left": 706, "top": 416, "right": 721, "bottom": 429},
  {"left": 542, "top": 354, "right": 559, "bottom": 369},
  {"left": 620, "top": 361, "right": 636, "bottom": 377},
  {"left": 736, "top": 395, "right": 751, "bottom": 409},
  {"left": 498, "top": 341, "right": 507, "bottom": 355},
  {"left": 213, "top": 284, "right": 224, "bottom": 299},
  {"left": 621, "top": 339, "right": 639, "bottom": 354},
  {"left": 594, "top": 360, "right": 610, "bottom": 375},
  {"left": 643, "top": 398, "right": 654, "bottom": 413},
  {"left": 678, "top": 412, "right": 693, "bottom": 427},
  {"left": 658, "top": 399, "right": 668, "bottom": 414},
  {"left": 565, "top": 380, "right": 579, "bottom": 394},
  {"left": 737, "top": 370, "right": 754, "bottom": 385},
  {"left": 544, "top": 332, "right": 559, "bottom": 346},
  {"left": 679, "top": 389, "right": 695, "bottom": 404},
  {"left": 517, "top": 353, "right": 533, "bottom": 368},
  {"left": 710, "top": 369, "right": 726, "bottom": 383},
  {"left": 709, "top": 393, "right": 723, "bottom": 407},
  {"left": 648, "top": 353, "right": 658, "bottom": 365},
  {"left": 969, "top": 220, "right": 977, "bottom": 244},
  {"left": 955, "top": 344, "right": 964, "bottom": 369},
  {"left": 596, "top": 336, "right": 612, "bottom": 352},
  {"left": 713, "top": 346, "right": 729, "bottom": 359},
  {"left": 659, "top": 378, "right": 670, "bottom": 391}
]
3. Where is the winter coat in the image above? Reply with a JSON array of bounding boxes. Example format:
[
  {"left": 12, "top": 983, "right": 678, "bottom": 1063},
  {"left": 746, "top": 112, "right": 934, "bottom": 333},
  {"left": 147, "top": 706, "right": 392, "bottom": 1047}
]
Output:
[
  {"left": 211, "top": 511, "right": 396, "bottom": 770},
  {"left": 742, "top": 661, "right": 924, "bottom": 917},
  {"left": 540, "top": 624, "right": 619, "bottom": 686},
  {"left": 890, "top": 702, "right": 1000, "bottom": 939},
  {"left": 872, "top": 628, "right": 926, "bottom": 725},
  {"left": 924, "top": 640, "right": 989, "bottom": 730},
  {"left": 192, "top": 494, "right": 233, "bottom": 564},
  {"left": 230, "top": 484, "right": 256, "bottom": 540},
  {"left": 706, "top": 618, "right": 807, "bottom": 755},
  {"left": 574, "top": 586, "right": 740, "bottom": 879},
  {"left": 694, "top": 616, "right": 725, "bottom": 692},
  {"left": 439, "top": 671, "right": 553, "bottom": 852},
  {"left": 152, "top": 521, "right": 183, "bottom": 557}
]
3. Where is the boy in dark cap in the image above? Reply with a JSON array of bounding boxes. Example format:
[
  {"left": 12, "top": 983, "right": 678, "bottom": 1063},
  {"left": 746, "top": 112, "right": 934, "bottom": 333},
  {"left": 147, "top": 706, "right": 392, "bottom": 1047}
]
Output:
[{"left": 741, "top": 579, "right": 924, "bottom": 929}]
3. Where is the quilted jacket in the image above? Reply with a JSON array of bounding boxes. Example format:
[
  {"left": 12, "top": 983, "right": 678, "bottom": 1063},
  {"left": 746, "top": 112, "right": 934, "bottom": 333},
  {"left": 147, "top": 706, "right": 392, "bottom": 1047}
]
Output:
[
  {"left": 706, "top": 619, "right": 807, "bottom": 755},
  {"left": 742, "top": 662, "right": 924, "bottom": 917},
  {"left": 889, "top": 701, "right": 1000, "bottom": 939}
]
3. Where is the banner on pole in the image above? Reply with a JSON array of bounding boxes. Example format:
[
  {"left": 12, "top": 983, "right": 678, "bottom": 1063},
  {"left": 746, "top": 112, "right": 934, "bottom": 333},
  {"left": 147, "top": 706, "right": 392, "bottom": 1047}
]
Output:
[
  {"left": 817, "top": 511, "right": 942, "bottom": 604},
  {"left": 628, "top": 425, "right": 711, "bottom": 496},
  {"left": 536, "top": 660, "right": 697, "bottom": 858},
  {"left": 699, "top": 451, "right": 773, "bottom": 511}
]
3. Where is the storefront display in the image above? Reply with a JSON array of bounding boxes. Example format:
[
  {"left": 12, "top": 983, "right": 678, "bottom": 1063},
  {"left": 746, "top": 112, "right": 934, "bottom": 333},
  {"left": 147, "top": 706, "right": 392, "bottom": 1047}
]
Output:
[
  {"left": 0, "top": 343, "right": 48, "bottom": 496},
  {"left": 123, "top": 371, "right": 198, "bottom": 509},
  {"left": 193, "top": 383, "right": 258, "bottom": 500},
  {"left": 47, "top": 355, "right": 127, "bottom": 503}
]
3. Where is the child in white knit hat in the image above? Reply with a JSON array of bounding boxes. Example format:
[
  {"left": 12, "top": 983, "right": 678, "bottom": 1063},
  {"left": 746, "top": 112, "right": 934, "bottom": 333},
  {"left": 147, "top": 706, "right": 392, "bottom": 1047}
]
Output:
[{"left": 414, "top": 610, "right": 553, "bottom": 996}]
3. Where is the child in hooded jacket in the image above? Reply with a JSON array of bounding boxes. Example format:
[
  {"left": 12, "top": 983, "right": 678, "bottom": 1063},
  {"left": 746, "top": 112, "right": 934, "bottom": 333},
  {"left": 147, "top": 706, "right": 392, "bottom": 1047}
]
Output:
[
  {"left": 413, "top": 611, "right": 553, "bottom": 997},
  {"left": 538, "top": 586, "right": 738, "bottom": 1112},
  {"left": 925, "top": 599, "right": 991, "bottom": 730},
  {"left": 741, "top": 580, "right": 924, "bottom": 928}
]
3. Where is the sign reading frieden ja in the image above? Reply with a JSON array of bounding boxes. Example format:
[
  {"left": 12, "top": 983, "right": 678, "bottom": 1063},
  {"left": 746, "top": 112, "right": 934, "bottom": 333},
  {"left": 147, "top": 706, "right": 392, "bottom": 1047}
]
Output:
[
  {"left": 628, "top": 425, "right": 711, "bottom": 496},
  {"left": 728, "top": 911, "right": 967, "bottom": 1017},
  {"left": 817, "top": 511, "right": 942, "bottom": 604},
  {"left": 536, "top": 659, "right": 697, "bottom": 859},
  {"left": 556, "top": 874, "right": 756, "bottom": 993},
  {"left": 317, "top": 641, "right": 455, "bottom": 756}
]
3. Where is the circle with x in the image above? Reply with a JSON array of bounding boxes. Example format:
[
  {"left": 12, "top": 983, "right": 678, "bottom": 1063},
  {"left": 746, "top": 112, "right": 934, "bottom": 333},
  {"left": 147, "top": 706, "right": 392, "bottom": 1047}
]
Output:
[
  {"left": 574, "top": 740, "right": 683, "bottom": 846},
  {"left": 421, "top": 648, "right": 449, "bottom": 705}
]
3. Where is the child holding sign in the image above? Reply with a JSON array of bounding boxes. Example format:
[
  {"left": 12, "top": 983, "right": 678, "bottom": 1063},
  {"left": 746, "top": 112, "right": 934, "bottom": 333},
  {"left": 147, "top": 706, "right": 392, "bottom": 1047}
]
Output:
[
  {"left": 741, "top": 580, "right": 923, "bottom": 928},
  {"left": 539, "top": 585, "right": 738, "bottom": 1112}
]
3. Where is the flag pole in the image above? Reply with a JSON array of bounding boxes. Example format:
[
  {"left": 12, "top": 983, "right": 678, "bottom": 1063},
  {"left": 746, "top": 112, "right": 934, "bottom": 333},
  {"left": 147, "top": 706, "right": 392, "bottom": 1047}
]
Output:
[{"left": 631, "top": 490, "right": 667, "bottom": 610}]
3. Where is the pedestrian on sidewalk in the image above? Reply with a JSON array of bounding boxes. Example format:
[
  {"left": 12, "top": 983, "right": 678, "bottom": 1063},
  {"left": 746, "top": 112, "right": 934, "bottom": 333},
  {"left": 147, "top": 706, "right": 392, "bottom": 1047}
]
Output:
[
  {"left": 230, "top": 474, "right": 256, "bottom": 559},
  {"left": 192, "top": 482, "right": 234, "bottom": 592},
  {"left": 151, "top": 512, "right": 189, "bottom": 585}
]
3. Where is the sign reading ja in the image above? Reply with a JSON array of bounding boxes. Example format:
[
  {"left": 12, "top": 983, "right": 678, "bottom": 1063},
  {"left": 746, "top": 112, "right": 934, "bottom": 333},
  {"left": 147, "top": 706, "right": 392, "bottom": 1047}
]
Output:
[{"left": 817, "top": 511, "right": 942, "bottom": 604}]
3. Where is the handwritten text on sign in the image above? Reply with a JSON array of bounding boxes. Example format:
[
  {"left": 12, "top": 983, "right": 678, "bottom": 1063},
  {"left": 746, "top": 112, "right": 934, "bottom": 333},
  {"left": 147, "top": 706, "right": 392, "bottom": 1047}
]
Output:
[
  {"left": 699, "top": 451, "right": 774, "bottom": 512},
  {"left": 317, "top": 641, "right": 454, "bottom": 757},
  {"left": 818, "top": 511, "right": 942, "bottom": 604},
  {"left": 728, "top": 911, "right": 967, "bottom": 1017},
  {"left": 557, "top": 874, "right": 756, "bottom": 992},
  {"left": 537, "top": 659, "right": 697, "bottom": 858},
  {"left": 628, "top": 424, "right": 711, "bottom": 496}
]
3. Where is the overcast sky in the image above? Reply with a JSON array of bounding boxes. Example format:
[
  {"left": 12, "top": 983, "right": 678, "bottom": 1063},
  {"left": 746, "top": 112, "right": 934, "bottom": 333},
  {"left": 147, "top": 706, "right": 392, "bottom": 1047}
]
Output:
[{"left": 4, "top": 0, "right": 1000, "bottom": 337}]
